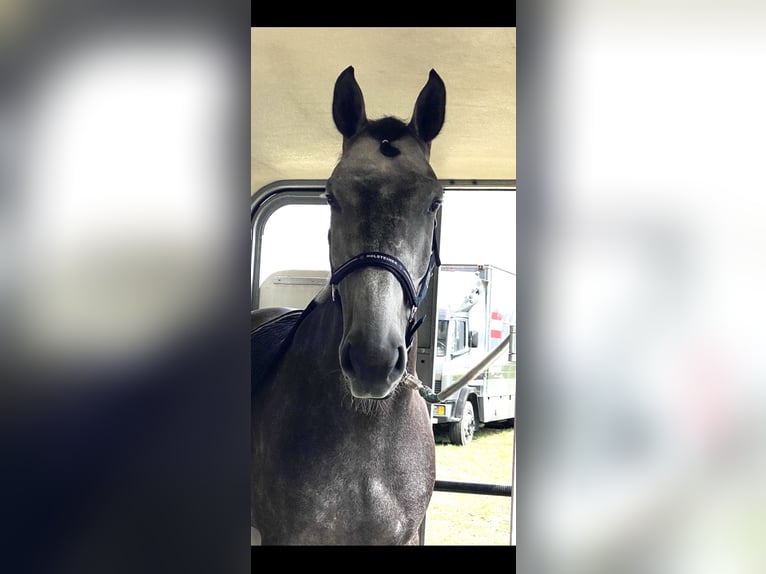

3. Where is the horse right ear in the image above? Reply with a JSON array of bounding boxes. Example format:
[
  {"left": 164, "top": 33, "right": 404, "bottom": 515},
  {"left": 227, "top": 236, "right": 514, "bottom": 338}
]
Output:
[
  {"left": 332, "top": 66, "right": 367, "bottom": 139},
  {"left": 410, "top": 69, "right": 446, "bottom": 144}
]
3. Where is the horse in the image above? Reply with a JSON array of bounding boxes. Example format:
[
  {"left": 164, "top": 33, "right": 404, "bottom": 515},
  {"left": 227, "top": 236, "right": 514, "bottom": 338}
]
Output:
[{"left": 252, "top": 66, "right": 446, "bottom": 545}]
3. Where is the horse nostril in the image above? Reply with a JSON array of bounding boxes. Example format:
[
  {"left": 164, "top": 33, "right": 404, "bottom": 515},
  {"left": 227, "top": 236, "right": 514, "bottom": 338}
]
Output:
[
  {"left": 395, "top": 345, "right": 407, "bottom": 375},
  {"left": 340, "top": 341, "right": 356, "bottom": 377}
]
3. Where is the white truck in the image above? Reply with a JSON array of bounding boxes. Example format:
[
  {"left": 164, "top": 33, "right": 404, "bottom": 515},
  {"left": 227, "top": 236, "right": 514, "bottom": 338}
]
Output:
[{"left": 430, "top": 264, "right": 516, "bottom": 445}]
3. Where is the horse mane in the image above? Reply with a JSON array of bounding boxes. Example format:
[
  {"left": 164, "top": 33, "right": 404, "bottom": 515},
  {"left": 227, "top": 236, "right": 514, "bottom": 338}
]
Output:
[{"left": 365, "top": 117, "right": 411, "bottom": 141}]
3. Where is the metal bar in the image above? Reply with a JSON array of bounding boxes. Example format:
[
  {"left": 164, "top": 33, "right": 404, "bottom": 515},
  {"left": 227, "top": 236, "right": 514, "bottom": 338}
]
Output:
[
  {"left": 418, "top": 517, "right": 427, "bottom": 546},
  {"left": 434, "top": 479, "right": 512, "bottom": 497},
  {"left": 511, "top": 425, "right": 517, "bottom": 546}
]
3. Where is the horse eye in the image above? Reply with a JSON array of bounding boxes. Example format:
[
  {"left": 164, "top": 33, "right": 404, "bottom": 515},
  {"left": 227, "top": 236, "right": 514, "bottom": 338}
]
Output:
[
  {"left": 324, "top": 193, "right": 339, "bottom": 210},
  {"left": 429, "top": 198, "right": 443, "bottom": 213}
]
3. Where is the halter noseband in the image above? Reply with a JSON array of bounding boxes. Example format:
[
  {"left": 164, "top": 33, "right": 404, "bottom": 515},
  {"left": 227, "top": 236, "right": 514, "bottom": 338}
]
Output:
[{"left": 329, "top": 222, "right": 441, "bottom": 348}]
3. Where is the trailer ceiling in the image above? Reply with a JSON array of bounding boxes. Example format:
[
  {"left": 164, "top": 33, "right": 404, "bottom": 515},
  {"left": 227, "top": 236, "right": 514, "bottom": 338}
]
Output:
[{"left": 251, "top": 27, "right": 516, "bottom": 195}]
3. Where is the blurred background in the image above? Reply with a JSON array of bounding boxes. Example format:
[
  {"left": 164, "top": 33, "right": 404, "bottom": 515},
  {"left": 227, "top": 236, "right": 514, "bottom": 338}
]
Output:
[
  {"left": 520, "top": 2, "right": 766, "bottom": 573},
  {"left": 1, "top": 2, "right": 250, "bottom": 572}
]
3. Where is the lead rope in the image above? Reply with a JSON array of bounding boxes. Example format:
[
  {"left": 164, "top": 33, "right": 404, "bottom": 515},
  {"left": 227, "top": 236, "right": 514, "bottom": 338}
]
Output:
[{"left": 403, "top": 332, "right": 513, "bottom": 404}]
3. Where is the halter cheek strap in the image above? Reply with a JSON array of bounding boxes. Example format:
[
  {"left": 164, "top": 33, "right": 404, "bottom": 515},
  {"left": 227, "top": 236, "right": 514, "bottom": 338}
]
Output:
[{"left": 329, "top": 223, "right": 441, "bottom": 347}]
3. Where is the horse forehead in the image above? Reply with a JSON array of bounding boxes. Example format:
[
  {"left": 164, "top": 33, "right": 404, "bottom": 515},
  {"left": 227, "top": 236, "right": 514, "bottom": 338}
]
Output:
[{"left": 332, "top": 136, "right": 436, "bottom": 193}]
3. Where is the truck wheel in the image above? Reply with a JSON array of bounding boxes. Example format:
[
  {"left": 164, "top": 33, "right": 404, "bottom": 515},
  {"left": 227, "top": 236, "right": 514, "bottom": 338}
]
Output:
[{"left": 449, "top": 400, "right": 476, "bottom": 445}]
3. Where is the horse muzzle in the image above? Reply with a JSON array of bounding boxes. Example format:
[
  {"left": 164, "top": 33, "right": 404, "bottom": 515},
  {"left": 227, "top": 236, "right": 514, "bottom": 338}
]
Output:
[{"left": 339, "top": 333, "right": 407, "bottom": 399}]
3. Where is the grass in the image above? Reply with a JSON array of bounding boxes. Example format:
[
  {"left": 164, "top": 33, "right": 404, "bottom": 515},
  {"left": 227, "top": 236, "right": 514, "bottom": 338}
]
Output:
[{"left": 423, "top": 423, "right": 515, "bottom": 546}]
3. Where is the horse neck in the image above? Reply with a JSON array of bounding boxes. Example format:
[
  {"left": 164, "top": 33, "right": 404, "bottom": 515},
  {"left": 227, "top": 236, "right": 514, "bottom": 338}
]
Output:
[
  {"left": 280, "top": 299, "right": 344, "bottom": 400},
  {"left": 291, "top": 298, "right": 344, "bottom": 365}
]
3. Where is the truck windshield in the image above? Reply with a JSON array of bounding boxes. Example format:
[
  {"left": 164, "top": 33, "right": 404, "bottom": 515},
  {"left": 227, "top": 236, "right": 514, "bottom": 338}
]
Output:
[{"left": 436, "top": 320, "right": 449, "bottom": 357}]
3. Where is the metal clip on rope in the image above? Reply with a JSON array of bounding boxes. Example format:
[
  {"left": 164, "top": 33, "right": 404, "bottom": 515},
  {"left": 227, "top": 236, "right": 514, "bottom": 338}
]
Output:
[{"left": 401, "top": 372, "right": 440, "bottom": 403}]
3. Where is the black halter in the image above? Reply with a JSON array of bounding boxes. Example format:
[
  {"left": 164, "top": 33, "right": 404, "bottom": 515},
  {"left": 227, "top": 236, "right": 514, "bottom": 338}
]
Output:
[{"left": 329, "top": 223, "right": 441, "bottom": 348}]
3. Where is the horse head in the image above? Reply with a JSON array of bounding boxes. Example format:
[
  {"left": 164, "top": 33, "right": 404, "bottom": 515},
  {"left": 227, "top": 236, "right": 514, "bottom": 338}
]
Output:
[{"left": 327, "top": 66, "right": 446, "bottom": 400}]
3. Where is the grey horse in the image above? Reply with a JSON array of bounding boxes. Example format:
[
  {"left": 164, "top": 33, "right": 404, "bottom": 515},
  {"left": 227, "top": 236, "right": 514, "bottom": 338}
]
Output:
[{"left": 252, "top": 66, "right": 446, "bottom": 545}]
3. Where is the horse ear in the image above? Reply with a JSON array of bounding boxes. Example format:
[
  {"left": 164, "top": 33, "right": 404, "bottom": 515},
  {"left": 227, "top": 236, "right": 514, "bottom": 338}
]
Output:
[
  {"left": 332, "top": 66, "right": 367, "bottom": 139},
  {"left": 409, "top": 69, "right": 446, "bottom": 143}
]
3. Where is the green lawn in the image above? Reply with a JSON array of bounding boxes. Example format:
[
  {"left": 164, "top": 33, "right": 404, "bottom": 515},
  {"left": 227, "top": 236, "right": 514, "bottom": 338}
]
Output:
[{"left": 424, "top": 424, "right": 514, "bottom": 546}]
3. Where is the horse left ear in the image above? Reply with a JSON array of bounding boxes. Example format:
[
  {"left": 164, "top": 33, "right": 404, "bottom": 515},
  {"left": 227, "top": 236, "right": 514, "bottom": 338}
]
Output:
[{"left": 409, "top": 69, "right": 446, "bottom": 143}]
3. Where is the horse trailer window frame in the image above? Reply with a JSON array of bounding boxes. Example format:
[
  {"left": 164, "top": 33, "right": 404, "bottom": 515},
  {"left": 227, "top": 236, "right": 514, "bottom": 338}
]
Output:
[
  {"left": 251, "top": 179, "right": 517, "bottom": 310},
  {"left": 251, "top": 179, "right": 517, "bottom": 546},
  {"left": 250, "top": 180, "right": 327, "bottom": 310}
]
